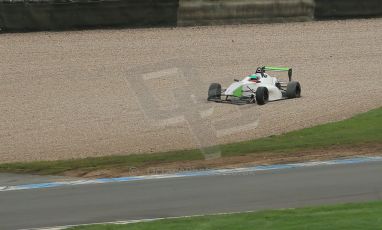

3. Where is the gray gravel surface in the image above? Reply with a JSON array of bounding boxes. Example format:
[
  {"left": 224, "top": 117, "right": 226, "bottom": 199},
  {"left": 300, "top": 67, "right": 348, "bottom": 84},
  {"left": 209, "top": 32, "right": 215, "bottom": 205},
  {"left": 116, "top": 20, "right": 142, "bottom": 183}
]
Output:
[{"left": 0, "top": 19, "right": 381, "bottom": 162}]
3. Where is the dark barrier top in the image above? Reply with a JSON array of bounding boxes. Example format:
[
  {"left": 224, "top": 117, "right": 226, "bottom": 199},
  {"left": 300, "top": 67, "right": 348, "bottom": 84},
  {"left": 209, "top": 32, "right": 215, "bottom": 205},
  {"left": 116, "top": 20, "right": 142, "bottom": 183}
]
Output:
[{"left": 0, "top": 0, "right": 179, "bottom": 31}]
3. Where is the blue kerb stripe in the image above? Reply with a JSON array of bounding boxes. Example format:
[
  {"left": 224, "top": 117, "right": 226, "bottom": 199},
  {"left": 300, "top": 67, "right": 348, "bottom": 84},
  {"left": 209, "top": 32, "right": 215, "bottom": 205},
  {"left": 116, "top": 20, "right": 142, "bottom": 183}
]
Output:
[
  {"left": 111, "top": 177, "right": 141, "bottom": 182},
  {"left": 16, "top": 182, "right": 64, "bottom": 189},
  {"left": 176, "top": 171, "right": 213, "bottom": 177},
  {"left": 1, "top": 156, "right": 381, "bottom": 192}
]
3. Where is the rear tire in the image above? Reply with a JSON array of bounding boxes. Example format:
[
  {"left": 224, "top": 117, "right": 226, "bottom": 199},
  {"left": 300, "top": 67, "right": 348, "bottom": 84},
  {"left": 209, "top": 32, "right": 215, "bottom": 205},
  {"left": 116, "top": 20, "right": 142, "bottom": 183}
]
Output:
[
  {"left": 286, "top": 81, "right": 301, "bottom": 98},
  {"left": 256, "top": 87, "right": 269, "bottom": 105},
  {"left": 207, "top": 83, "right": 221, "bottom": 101}
]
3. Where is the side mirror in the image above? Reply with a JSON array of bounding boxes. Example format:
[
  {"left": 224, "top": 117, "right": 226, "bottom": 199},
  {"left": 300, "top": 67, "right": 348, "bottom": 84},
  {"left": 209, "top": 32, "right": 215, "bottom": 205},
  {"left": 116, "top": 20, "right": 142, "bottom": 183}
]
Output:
[
  {"left": 234, "top": 79, "right": 239, "bottom": 82},
  {"left": 288, "top": 68, "right": 292, "bottom": 82}
]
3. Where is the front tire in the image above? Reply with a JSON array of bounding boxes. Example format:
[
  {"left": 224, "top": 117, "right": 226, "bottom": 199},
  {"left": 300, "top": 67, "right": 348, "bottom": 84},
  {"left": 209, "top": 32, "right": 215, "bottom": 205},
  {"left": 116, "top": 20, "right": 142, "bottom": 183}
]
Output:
[
  {"left": 256, "top": 87, "right": 269, "bottom": 105},
  {"left": 286, "top": 81, "right": 301, "bottom": 98},
  {"left": 207, "top": 83, "right": 222, "bottom": 101}
]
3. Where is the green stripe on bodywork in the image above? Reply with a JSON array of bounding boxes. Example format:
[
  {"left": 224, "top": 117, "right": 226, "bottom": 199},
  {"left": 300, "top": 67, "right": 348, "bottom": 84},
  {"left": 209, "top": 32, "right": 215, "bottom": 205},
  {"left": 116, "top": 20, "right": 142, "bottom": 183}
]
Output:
[
  {"left": 264, "top": 66, "right": 290, "bottom": 71},
  {"left": 233, "top": 86, "right": 242, "bottom": 97}
]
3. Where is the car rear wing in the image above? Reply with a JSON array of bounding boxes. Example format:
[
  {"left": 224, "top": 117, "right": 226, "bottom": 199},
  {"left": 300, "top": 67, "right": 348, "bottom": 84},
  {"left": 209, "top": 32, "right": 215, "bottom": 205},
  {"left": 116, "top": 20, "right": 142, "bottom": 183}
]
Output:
[{"left": 262, "top": 66, "right": 293, "bottom": 82}]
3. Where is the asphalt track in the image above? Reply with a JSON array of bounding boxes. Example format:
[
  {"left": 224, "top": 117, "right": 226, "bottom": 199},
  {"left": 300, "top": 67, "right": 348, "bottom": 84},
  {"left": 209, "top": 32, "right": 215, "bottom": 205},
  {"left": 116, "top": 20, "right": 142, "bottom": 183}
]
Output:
[
  {"left": 1, "top": 19, "right": 382, "bottom": 162},
  {"left": 1, "top": 160, "right": 382, "bottom": 230}
]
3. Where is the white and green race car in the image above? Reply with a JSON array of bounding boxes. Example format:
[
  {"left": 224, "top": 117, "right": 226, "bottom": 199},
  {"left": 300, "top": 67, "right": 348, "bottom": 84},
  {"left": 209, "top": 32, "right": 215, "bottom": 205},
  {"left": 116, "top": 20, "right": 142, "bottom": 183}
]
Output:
[{"left": 207, "top": 66, "right": 301, "bottom": 105}]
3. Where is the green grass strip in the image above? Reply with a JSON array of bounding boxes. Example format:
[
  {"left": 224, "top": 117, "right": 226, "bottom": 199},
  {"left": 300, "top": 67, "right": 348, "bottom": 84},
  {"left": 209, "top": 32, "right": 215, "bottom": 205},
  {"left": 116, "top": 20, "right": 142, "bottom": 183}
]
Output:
[
  {"left": 0, "top": 107, "right": 381, "bottom": 175},
  {"left": 70, "top": 200, "right": 382, "bottom": 230},
  {"left": 222, "top": 106, "right": 382, "bottom": 156}
]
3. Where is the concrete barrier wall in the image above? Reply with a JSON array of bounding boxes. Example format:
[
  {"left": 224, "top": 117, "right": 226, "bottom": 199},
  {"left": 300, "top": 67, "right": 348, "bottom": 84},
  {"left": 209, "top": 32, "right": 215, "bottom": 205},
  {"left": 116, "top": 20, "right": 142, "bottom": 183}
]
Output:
[
  {"left": 0, "top": 0, "right": 179, "bottom": 32},
  {"left": 178, "top": 0, "right": 315, "bottom": 26},
  {"left": 1, "top": 0, "right": 381, "bottom": 32},
  {"left": 315, "top": 0, "right": 382, "bottom": 19}
]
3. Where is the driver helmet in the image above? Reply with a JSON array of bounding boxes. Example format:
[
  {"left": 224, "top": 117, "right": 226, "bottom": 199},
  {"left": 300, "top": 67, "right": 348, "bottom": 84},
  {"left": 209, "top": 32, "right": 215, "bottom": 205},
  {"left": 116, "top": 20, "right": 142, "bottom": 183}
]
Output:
[{"left": 249, "top": 74, "right": 258, "bottom": 81}]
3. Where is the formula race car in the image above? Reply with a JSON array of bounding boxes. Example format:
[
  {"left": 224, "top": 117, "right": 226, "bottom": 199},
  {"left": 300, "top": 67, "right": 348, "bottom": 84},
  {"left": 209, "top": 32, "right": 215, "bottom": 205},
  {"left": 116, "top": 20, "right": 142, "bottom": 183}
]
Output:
[{"left": 207, "top": 66, "right": 301, "bottom": 105}]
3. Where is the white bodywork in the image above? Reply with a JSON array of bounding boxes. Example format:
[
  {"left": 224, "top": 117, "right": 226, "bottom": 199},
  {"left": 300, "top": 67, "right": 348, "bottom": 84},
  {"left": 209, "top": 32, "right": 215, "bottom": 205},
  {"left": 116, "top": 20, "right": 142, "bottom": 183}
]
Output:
[{"left": 224, "top": 73, "right": 283, "bottom": 101}]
